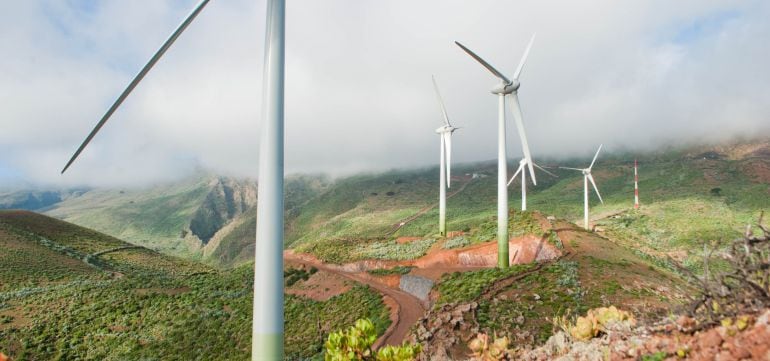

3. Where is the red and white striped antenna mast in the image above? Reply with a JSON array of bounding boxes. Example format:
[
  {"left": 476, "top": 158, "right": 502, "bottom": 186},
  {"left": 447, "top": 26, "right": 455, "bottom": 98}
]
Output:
[{"left": 634, "top": 159, "right": 640, "bottom": 209}]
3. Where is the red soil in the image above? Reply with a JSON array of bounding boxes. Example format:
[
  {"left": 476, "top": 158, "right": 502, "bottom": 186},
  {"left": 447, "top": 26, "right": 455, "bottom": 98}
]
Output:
[
  {"left": 284, "top": 264, "right": 353, "bottom": 301},
  {"left": 284, "top": 229, "right": 562, "bottom": 347}
]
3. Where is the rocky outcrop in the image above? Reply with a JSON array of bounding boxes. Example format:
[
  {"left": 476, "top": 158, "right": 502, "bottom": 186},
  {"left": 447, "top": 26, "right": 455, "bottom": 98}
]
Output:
[
  {"left": 521, "top": 309, "right": 770, "bottom": 360},
  {"left": 189, "top": 178, "right": 257, "bottom": 245},
  {"left": 408, "top": 302, "right": 480, "bottom": 360}
]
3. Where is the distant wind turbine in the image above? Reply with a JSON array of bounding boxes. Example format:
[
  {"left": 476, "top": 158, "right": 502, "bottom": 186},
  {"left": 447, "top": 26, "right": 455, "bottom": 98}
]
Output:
[
  {"left": 455, "top": 34, "right": 536, "bottom": 268},
  {"left": 560, "top": 145, "right": 604, "bottom": 230},
  {"left": 507, "top": 158, "right": 557, "bottom": 211},
  {"left": 59, "top": 0, "right": 288, "bottom": 358},
  {"left": 431, "top": 76, "right": 459, "bottom": 237}
]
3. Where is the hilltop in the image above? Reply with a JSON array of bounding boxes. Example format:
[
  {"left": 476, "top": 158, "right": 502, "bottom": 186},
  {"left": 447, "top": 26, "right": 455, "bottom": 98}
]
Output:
[{"left": 1, "top": 138, "right": 767, "bottom": 271}]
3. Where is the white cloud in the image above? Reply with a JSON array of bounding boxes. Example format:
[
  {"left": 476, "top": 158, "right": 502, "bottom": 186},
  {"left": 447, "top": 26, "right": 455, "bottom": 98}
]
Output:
[{"left": 1, "top": 0, "right": 768, "bottom": 187}]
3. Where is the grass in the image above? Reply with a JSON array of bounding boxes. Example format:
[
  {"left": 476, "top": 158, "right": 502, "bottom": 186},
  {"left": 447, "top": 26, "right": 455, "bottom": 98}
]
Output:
[
  {"left": 367, "top": 266, "right": 414, "bottom": 276},
  {"left": 0, "top": 212, "right": 391, "bottom": 360},
  {"left": 295, "top": 237, "right": 436, "bottom": 264},
  {"left": 285, "top": 286, "right": 391, "bottom": 359},
  {"left": 436, "top": 264, "right": 535, "bottom": 304},
  {"left": 442, "top": 235, "right": 470, "bottom": 249}
]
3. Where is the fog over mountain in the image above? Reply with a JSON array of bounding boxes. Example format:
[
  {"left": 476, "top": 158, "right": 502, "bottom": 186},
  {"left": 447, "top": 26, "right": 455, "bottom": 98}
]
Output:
[{"left": 1, "top": 0, "right": 769, "bottom": 187}]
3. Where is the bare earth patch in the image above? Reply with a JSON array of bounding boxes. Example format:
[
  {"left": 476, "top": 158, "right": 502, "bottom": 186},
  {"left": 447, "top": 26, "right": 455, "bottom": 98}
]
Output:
[{"left": 284, "top": 265, "right": 352, "bottom": 301}]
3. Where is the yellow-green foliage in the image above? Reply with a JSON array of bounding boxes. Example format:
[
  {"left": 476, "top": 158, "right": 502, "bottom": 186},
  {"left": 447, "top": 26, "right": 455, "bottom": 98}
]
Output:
[
  {"left": 324, "top": 319, "right": 421, "bottom": 361},
  {"left": 558, "top": 306, "right": 636, "bottom": 341},
  {"left": 468, "top": 333, "right": 511, "bottom": 360}
]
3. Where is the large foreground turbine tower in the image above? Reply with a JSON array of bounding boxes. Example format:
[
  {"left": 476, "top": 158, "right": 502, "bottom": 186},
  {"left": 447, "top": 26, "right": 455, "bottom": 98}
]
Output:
[{"left": 60, "top": 0, "right": 288, "bottom": 358}]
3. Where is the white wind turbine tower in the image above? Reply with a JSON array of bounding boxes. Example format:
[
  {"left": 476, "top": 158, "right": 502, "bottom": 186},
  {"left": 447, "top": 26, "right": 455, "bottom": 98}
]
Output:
[
  {"left": 59, "top": 0, "right": 288, "bottom": 358},
  {"left": 456, "top": 34, "right": 536, "bottom": 268},
  {"left": 431, "top": 76, "right": 459, "bottom": 237},
  {"left": 507, "top": 158, "right": 556, "bottom": 211},
  {"left": 560, "top": 145, "right": 604, "bottom": 230}
]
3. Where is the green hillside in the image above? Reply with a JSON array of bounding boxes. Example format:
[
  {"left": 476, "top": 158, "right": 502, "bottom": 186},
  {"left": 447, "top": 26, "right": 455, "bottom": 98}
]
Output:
[
  {"left": 19, "top": 139, "right": 766, "bottom": 272},
  {"left": 37, "top": 174, "right": 329, "bottom": 268},
  {"left": 0, "top": 211, "right": 389, "bottom": 360},
  {"left": 1, "top": 138, "right": 767, "bottom": 359},
  {"left": 287, "top": 139, "right": 770, "bottom": 273}
]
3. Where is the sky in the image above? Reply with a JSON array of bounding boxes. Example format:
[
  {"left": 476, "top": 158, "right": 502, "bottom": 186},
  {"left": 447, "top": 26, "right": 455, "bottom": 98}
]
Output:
[{"left": 1, "top": 0, "right": 769, "bottom": 188}]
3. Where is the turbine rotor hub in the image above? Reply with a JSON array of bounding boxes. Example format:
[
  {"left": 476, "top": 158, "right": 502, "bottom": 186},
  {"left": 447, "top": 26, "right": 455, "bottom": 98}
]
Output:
[
  {"left": 491, "top": 79, "right": 520, "bottom": 95},
  {"left": 436, "top": 125, "right": 456, "bottom": 134}
]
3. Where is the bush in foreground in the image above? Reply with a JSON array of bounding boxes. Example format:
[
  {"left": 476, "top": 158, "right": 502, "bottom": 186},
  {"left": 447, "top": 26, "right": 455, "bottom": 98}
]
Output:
[{"left": 324, "top": 319, "right": 421, "bottom": 361}]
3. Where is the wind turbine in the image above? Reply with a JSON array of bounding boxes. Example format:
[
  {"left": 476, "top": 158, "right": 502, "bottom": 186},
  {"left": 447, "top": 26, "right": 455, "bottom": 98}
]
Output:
[
  {"left": 59, "top": 0, "right": 287, "bottom": 358},
  {"left": 456, "top": 34, "right": 536, "bottom": 268},
  {"left": 560, "top": 145, "right": 604, "bottom": 230},
  {"left": 431, "top": 76, "right": 459, "bottom": 237},
  {"left": 507, "top": 158, "right": 556, "bottom": 211}
]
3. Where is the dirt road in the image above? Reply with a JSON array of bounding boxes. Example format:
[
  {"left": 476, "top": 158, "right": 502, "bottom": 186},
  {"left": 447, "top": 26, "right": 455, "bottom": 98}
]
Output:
[{"left": 284, "top": 252, "right": 426, "bottom": 348}]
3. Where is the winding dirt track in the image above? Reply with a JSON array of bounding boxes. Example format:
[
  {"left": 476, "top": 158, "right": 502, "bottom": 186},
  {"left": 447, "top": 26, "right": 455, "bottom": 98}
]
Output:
[{"left": 284, "top": 252, "right": 426, "bottom": 347}]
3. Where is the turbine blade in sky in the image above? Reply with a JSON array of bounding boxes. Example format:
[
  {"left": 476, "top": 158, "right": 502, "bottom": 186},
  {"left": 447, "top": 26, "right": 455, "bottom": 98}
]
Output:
[
  {"left": 507, "top": 161, "right": 525, "bottom": 186},
  {"left": 513, "top": 33, "right": 536, "bottom": 80},
  {"left": 534, "top": 162, "right": 558, "bottom": 178},
  {"left": 588, "top": 173, "right": 604, "bottom": 204},
  {"left": 431, "top": 75, "right": 451, "bottom": 126},
  {"left": 508, "top": 92, "right": 536, "bottom": 185},
  {"left": 455, "top": 41, "right": 511, "bottom": 84},
  {"left": 559, "top": 167, "right": 584, "bottom": 172},
  {"left": 61, "top": 0, "right": 212, "bottom": 174},
  {"left": 588, "top": 144, "right": 603, "bottom": 171}
]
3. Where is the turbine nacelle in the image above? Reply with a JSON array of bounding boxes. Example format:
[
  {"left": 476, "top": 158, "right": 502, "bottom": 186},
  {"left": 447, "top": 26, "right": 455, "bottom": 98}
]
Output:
[
  {"left": 435, "top": 125, "right": 458, "bottom": 134},
  {"left": 491, "top": 79, "right": 520, "bottom": 95}
]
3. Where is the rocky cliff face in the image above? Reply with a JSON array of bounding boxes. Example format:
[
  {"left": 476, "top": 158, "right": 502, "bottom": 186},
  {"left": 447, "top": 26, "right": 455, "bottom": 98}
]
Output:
[{"left": 188, "top": 177, "right": 257, "bottom": 245}]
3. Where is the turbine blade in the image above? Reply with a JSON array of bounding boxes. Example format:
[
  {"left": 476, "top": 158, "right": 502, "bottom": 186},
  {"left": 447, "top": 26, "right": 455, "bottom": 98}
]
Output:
[
  {"left": 61, "top": 0, "right": 212, "bottom": 174},
  {"left": 534, "top": 163, "right": 558, "bottom": 178},
  {"left": 558, "top": 167, "right": 584, "bottom": 172},
  {"left": 588, "top": 173, "right": 604, "bottom": 204},
  {"left": 445, "top": 132, "right": 452, "bottom": 188},
  {"left": 513, "top": 33, "right": 536, "bottom": 80},
  {"left": 507, "top": 162, "right": 524, "bottom": 186},
  {"left": 508, "top": 93, "right": 536, "bottom": 185},
  {"left": 454, "top": 41, "right": 511, "bottom": 84},
  {"left": 431, "top": 75, "right": 451, "bottom": 127},
  {"left": 588, "top": 144, "right": 603, "bottom": 171}
]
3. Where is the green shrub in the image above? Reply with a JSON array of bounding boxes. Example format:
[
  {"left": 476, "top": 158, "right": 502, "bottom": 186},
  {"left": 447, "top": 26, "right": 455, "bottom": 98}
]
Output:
[
  {"left": 324, "top": 319, "right": 421, "bottom": 361},
  {"left": 442, "top": 236, "right": 470, "bottom": 250},
  {"left": 367, "top": 266, "right": 413, "bottom": 276}
]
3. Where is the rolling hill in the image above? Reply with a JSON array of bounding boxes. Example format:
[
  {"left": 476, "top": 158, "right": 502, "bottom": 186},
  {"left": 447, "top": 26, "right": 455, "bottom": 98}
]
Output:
[
  {"left": 1, "top": 138, "right": 766, "bottom": 271},
  {"left": 0, "top": 211, "right": 391, "bottom": 360}
]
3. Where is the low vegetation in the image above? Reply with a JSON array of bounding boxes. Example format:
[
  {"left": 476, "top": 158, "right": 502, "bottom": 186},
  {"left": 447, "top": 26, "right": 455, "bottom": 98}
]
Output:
[
  {"left": 295, "top": 238, "right": 435, "bottom": 264},
  {"left": 286, "top": 286, "right": 391, "bottom": 359},
  {"left": 442, "top": 235, "right": 470, "bottom": 249},
  {"left": 436, "top": 265, "right": 535, "bottom": 304},
  {"left": 324, "top": 319, "right": 421, "bottom": 361},
  {"left": 673, "top": 212, "right": 770, "bottom": 329},
  {"left": 284, "top": 266, "right": 318, "bottom": 286},
  {"left": 551, "top": 306, "right": 636, "bottom": 341},
  {"left": 367, "top": 266, "right": 414, "bottom": 276}
]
